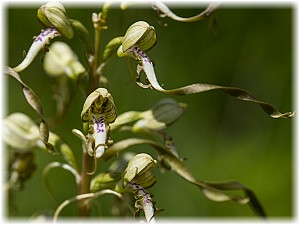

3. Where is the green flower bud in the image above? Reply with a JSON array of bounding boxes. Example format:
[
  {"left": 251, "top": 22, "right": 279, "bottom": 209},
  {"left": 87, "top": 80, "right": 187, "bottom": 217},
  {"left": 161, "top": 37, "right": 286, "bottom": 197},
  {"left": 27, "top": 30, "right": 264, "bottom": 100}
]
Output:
[
  {"left": 3, "top": 113, "right": 40, "bottom": 151},
  {"left": 10, "top": 152, "right": 37, "bottom": 190},
  {"left": 123, "top": 153, "right": 157, "bottom": 189},
  {"left": 135, "top": 98, "right": 187, "bottom": 131},
  {"left": 43, "top": 41, "right": 85, "bottom": 79},
  {"left": 110, "top": 111, "right": 143, "bottom": 131},
  {"left": 108, "top": 152, "right": 136, "bottom": 173},
  {"left": 12, "top": 152, "right": 36, "bottom": 175},
  {"left": 150, "top": 98, "right": 187, "bottom": 128},
  {"left": 37, "top": 2, "right": 74, "bottom": 39},
  {"left": 122, "top": 21, "right": 156, "bottom": 53},
  {"left": 48, "top": 131, "right": 79, "bottom": 171}
]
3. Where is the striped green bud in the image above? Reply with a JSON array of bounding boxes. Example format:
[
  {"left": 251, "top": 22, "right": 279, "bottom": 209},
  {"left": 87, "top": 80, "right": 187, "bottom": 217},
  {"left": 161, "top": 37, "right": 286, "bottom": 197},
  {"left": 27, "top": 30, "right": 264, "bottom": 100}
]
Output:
[
  {"left": 3, "top": 113, "right": 40, "bottom": 151},
  {"left": 122, "top": 21, "right": 156, "bottom": 53},
  {"left": 43, "top": 41, "right": 85, "bottom": 79},
  {"left": 123, "top": 153, "right": 157, "bottom": 189},
  {"left": 37, "top": 2, "right": 74, "bottom": 39}
]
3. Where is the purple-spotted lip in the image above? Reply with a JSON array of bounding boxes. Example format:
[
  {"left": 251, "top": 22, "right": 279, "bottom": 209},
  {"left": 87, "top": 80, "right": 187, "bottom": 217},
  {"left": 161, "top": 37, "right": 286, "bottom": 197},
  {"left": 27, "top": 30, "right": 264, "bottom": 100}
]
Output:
[
  {"left": 130, "top": 46, "right": 152, "bottom": 64},
  {"left": 13, "top": 27, "right": 61, "bottom": 72},
  {"left": 34, "top": 27, "right": 59, "bottom": 42},
  {"left": 93, "top": 115, "right": 106, "bottom": 133},
  {"left": 131, "top": 182, "right": 151, "bottom": 203}
]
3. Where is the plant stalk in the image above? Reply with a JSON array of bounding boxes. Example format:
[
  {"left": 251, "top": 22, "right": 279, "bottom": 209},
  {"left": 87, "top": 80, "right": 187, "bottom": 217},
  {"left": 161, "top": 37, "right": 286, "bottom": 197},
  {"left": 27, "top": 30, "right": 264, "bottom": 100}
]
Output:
[
  {"left": 78, "top": 150, "right": 93, "bottom": 216},
  {"left": 78, "top": 12, "right": 106, "bottom": 217},
  {"left": 88, "top": 12, "right": 104, "bottom": 94}
]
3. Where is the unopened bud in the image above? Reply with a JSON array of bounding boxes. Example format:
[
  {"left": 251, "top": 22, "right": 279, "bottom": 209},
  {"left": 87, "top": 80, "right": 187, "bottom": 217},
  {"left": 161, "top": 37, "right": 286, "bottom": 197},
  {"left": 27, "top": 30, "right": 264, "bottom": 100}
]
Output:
[
  {"left": 151, "top": 98, "right": 187, "bottom": 127},
  {"left": 122, "top": 21, "right": 156, "bottom": 53},
  {"left": 12, "top": 152, "right": 36, "bottom": 176},
  {"left": 135, "top": 98, "right": 187, "bottom": 131},
  {"left": 123, "top": 153, "right": 157, "bottom": 189},
  {"left": 37, "top": 2, "right": 74, "bottom": 39},
  {"left": 43, "top": 41, "right": 85, "bottom": 79},
  {"left": 3, "top": 113, "right": 40, "bottom": 151}
]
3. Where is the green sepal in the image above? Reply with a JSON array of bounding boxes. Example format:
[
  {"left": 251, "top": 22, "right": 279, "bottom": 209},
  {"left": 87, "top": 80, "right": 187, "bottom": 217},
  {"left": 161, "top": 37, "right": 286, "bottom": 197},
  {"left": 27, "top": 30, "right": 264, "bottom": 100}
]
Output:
[{"left": 122, "top": 21, "right": 156, "bottom": 53}]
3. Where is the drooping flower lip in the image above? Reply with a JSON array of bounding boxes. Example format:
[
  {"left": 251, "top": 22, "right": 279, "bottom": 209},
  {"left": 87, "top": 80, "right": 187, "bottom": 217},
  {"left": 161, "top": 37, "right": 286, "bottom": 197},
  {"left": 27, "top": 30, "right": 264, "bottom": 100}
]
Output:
[
  {"left": 13, "top": 28, "right": 61, "bottom": 73},
  {"left": 91, "top": 114, "right": 107, "bottom": 158}
]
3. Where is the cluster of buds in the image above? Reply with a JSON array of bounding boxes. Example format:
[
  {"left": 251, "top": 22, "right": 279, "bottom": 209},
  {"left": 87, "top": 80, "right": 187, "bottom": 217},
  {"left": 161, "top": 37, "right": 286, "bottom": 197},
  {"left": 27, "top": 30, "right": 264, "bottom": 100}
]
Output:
[{"left": 43, "top": 41, "right": 85, "bottom": 79}]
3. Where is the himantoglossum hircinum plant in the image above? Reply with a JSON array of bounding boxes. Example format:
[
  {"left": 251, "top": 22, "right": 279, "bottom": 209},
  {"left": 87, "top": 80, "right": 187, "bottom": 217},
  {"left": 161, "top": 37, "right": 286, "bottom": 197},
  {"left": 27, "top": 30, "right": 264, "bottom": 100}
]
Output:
[
  {"left": 81, "top": 88, "right": 117, "bottom": 159},
  {"left": 116, "top": 21, "right": 158, "bottom": 90},
  {"left": 5, "top": 1, "right": 295, "bottom": 221}
]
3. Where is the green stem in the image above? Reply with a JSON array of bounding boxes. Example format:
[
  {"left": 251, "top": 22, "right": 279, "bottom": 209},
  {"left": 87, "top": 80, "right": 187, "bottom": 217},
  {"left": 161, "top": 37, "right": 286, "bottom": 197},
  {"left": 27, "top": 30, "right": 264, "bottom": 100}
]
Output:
[
  {"left": 78, "top": 150, "right": 93, "bottom": 216},
  {"left": 78, "top": 11, "right": 107, "bottom": 217},
  {"left": 88, "top": 13, "right": 105, "bottom": 94}
]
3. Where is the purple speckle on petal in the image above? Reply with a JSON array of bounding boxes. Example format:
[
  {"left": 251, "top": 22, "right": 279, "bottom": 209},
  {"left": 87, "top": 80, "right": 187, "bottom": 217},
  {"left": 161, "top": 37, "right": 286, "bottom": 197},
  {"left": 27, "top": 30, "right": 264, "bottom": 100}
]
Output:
[
  {"left": 93, "top": 115, "right": 106, "bottom": 133},
  {"left": 131, "top": 46, "right": 152, "bottom": 64},
  {"left": 34, "top": 28, "right": 57, "bottom": 42}
]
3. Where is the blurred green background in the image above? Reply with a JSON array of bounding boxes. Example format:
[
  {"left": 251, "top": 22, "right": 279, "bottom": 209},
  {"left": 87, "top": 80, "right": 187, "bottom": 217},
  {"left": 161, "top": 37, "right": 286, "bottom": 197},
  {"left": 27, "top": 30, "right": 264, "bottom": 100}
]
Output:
[{"left": 5, "top": 2, "right": 293, "bottom": 220}]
